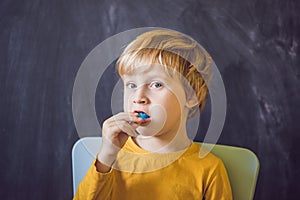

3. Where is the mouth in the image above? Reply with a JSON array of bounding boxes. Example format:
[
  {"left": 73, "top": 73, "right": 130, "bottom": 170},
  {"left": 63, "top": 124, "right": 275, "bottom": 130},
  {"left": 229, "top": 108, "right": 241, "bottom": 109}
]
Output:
[{"left": 134, "top": 110, "right": 151, "bottom": 120}]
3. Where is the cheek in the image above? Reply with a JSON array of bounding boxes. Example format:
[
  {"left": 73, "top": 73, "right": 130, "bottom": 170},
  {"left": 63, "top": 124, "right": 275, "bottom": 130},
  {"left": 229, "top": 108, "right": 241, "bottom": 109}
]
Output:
[
  {"left": 123, "top": 91, "right": 131, "bottom": 111},
  {"left": 163, "top": 83, "right": 187, "bottom": 112},
  {"left": 153, "top": 93, "right": 182, "bottom": 121},
  {"left": 164, "top": 93, "right": 183, "bottom": 113},
  {"left": 167, "top": 99, "right": 182, "bottom": 121},
  {"left": 137, "top": 104, "right": 167, "bottom": 136}
]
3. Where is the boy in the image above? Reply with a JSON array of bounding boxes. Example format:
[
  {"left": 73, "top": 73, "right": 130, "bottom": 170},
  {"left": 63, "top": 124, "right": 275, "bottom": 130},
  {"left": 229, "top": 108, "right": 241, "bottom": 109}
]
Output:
[{"left": 74, "top": 29, "right": 232, "bottom": 199}]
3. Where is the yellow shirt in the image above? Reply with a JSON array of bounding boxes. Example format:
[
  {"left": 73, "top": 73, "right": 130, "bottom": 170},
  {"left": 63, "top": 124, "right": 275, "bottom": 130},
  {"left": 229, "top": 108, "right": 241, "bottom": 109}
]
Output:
[{"left": 74, "top": 137, "right": 232, "bottom": 200}]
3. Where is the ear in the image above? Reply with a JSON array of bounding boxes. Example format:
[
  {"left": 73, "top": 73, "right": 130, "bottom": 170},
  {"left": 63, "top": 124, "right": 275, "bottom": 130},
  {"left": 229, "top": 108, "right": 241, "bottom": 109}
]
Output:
[{"left": 185, "top": 94, "right": 199, "bottom": 109}]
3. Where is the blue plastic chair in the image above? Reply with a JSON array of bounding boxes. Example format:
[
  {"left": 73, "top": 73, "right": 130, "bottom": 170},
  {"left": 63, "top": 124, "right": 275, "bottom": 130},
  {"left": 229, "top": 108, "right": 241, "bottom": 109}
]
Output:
[{"left": 72, "top": 137, "right": 259, "bottom": 200}]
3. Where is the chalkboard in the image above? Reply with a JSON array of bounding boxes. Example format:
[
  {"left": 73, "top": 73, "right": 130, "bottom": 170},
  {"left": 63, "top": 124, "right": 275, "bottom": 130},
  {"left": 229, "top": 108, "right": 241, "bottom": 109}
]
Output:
[{"left": 0, "top": 0, "right": 299, "bottom": 199}]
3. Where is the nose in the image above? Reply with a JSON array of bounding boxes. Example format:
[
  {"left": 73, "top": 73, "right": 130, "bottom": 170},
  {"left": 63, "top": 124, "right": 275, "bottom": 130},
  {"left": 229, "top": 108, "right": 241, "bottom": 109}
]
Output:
[{"left": 132, "top": 86, "right": 149, "bottom": 104}]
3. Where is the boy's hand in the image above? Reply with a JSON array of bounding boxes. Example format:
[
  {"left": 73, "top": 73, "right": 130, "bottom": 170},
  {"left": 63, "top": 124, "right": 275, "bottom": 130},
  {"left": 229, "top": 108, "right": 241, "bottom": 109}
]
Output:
[{"left": 96, "top": 112, "right": 148, "bottom": 172}]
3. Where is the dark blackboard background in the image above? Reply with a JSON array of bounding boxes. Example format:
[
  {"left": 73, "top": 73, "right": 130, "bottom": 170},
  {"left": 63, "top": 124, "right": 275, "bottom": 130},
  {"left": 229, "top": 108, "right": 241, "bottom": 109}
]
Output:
[{"left": 1, "top": 0, "right": 299, "bottom": 199}]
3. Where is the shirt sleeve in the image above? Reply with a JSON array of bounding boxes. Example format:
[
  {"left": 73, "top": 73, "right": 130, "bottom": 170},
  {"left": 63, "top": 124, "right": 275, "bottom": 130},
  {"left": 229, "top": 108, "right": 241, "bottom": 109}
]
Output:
[
  {"left": 204, "top": 159, "right": 233, "bottom": 200},
  {"left": 73, "top": 159, "right": 114, "bottom": 200}
]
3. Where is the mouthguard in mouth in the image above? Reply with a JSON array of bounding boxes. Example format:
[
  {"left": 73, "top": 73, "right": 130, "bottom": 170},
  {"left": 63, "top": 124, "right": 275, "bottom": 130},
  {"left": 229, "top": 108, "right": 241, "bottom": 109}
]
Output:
[{"left": 137, "top": 112, "right": 150, "bottom": 120}]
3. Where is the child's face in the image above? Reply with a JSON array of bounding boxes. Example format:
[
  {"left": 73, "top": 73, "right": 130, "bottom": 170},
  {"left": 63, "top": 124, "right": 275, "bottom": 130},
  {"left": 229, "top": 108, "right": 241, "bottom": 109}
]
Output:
[{"left": 122, "top": 64, "right": 188, "bottom": 137}]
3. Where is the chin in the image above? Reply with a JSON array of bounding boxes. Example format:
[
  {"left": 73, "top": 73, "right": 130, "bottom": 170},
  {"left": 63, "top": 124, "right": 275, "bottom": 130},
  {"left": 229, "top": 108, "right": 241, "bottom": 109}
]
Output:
[
  {"left": 136, "top": 127, "right": 156, "bottom": 137},
  {"left": 137, "top": 119, "right": 165, "bottom": 137}
]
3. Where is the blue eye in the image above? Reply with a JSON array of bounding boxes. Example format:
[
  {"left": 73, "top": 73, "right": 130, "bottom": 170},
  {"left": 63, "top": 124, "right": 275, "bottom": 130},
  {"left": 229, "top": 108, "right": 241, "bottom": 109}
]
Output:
[
  {"left": 150, "top": 81, "right": 163, "bottom": 88},
  {"left": 127, "top": 83, "right": 137, "bottom": 89}
]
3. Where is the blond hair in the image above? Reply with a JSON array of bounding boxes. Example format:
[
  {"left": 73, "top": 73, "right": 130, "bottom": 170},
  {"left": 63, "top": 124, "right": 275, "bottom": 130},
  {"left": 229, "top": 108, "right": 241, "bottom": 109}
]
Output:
[{"left": 116, "top": 29, "right": 212, "bottom": 113}]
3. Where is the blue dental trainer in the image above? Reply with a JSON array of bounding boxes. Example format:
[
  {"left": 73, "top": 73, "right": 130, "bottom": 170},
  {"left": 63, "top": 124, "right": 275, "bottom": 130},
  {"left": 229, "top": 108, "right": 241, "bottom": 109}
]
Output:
[{"left": 137, "top": 112, "right": 150, "bottom": 120}]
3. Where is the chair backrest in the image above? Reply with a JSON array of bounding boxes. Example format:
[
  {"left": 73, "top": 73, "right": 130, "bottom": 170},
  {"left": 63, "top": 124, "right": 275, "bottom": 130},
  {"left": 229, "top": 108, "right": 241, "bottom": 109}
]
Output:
[
  {"left": 195, "top": 142, "right": 260, "bottom": 200},
  {"left": 72, "top": 137, "right": 259, "bottom": 200}
]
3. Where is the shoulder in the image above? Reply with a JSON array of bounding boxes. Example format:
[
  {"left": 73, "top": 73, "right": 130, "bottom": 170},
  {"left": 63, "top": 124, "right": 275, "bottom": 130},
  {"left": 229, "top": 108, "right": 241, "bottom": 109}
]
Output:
[{"left": 181, "top": 142, "right": 225, "bottom": 172}]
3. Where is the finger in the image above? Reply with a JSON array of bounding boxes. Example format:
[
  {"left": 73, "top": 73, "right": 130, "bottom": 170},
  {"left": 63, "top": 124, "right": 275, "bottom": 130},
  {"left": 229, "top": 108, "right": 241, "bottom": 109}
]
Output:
[
  {"left": 113, "top": 112, "right": 143, "bottom": 125},
  {"left": 115, "top": 121, "right": 138, "bottom": 137},
  {"left": 112, "top": 112, "right": 139, "bottom": 122},
  {"left": 104, "top": 117, "right": 139, "bottom": 137}
]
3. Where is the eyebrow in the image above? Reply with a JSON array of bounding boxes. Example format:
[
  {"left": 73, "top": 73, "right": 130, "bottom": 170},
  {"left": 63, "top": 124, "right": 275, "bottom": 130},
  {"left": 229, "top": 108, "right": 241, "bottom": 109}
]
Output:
[{"left": 123, "top": 73, "right": 170, "bottom": 83}]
